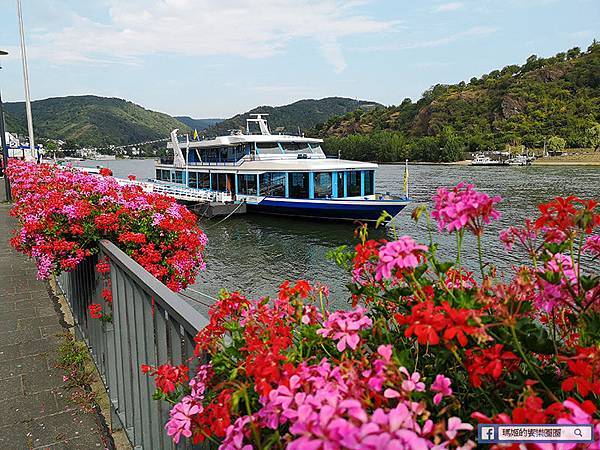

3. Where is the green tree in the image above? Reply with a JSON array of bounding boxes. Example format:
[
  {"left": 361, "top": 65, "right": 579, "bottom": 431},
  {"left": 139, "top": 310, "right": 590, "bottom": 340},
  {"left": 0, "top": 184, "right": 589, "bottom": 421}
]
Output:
[
  {"left": 566, "top": 47, "right": 581, "bottom": 60},
  {"left": 585, "top": 124, "right": 600, "bottom": 151},
  {"left": 547, "top": 136, "right": 566, "bottom": 154}
]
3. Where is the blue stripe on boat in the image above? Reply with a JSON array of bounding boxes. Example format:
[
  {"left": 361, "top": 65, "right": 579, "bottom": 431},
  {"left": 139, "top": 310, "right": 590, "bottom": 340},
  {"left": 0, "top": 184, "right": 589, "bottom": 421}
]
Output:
[{"left": 248, "top": 197, "right": 409, "bottom": 222}]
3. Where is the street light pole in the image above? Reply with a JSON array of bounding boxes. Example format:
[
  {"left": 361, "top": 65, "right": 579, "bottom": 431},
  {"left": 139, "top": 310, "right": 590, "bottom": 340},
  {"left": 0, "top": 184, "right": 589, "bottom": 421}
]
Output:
[
  {"left": 0, "top": 50, "right": 11, "bottom": 202},
  {"left": 16, "top": 0, "right": 35, "bottom": 160}
]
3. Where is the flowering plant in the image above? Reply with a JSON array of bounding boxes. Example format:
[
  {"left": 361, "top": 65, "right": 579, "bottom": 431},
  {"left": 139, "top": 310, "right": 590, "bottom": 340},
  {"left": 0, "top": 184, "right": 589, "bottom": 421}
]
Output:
[
  {"left": 6, "top": 160, "right": 207, "bottom": 295},
  {"left": 144, "top": 184, "right": 599, "bottom": 449}
]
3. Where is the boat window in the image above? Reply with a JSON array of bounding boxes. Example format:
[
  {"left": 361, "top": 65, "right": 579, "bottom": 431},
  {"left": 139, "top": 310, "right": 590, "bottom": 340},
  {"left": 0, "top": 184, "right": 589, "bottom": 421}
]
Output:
[
  {"left": 156, "top": 169, "right": 170, "bottom": 181},
  {"left": 281, "top": 143, "right": 312, "bottom": 154},
  {"left": 288, "top": 172, "right": 309, "bottom": 199},
  {"left": 199, "top": 146, "right": 245, "bottom": 163},
  {"left": 187, "top": 148, "right": 201, "bottom": 163},
  {"left": 256, "top": 142, "right": 281, "bottom": 154},
  {"left": 188, "top": 171, "right": 198, "bottom": 188},
  {"left": 210, "top": 173, "right": 228, "bottom": 192},
  {"left": 337, "top": 172, "right": 344, "bottom": 198},
  {"left": 173, "top": 170, "right": 184, "bottom": 184},
  {"left": 364, "top": 170, "right": 374, "bottom": 196},
  {"left": 237, "top": 174, "right": 257, "bottom": 195},
  {"left": 226, "top": 145, "right": 246, "bottom": 161},
  {"left": 259, "top": 172, "right": 286, "bottom": 197},
  {"left": 198, "top": 172, "right": 210, "bottom": 189},
  {"left": 347, "top": 171, "right": 361, "bottom": 197},
  {"left": 314, "top": 172, "right": 332, "bottom": 198},
  {"left": 309, "top": 144, "right": 324, "bottom": 155}
]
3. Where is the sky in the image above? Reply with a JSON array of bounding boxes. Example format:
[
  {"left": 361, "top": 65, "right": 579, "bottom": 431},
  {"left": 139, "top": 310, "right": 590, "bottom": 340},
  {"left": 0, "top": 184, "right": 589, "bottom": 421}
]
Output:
[{"left": 0, "top": 0, "right": 598, "bottom": 118}]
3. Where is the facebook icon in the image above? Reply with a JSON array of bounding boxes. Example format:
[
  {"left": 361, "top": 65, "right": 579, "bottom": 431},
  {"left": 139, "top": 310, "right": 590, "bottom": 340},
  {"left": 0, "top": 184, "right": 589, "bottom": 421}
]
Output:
[{"left": 479, "top": 425, "right": 497, "bottom": 443}]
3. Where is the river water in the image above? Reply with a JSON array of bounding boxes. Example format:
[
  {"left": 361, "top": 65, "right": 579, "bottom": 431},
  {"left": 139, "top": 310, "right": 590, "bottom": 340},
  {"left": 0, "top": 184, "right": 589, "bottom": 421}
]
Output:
[{"left": 74, "top": 159, "right": 600, "bottom": 312}]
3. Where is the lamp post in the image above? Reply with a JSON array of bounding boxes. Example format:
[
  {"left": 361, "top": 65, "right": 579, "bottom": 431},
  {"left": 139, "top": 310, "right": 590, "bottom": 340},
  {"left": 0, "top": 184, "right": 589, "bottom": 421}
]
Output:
[{"left": 0, "top": 49, "right": 11, "bottom": 202}]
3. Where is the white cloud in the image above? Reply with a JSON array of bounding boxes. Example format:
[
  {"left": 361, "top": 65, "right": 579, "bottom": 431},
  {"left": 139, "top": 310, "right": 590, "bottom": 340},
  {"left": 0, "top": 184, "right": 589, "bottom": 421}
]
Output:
[
  {"left": 433, "top": 2, "right": 464, "bottom": 13},
  {"left": 352, "top": 26, "right": 498, "bottom": 52},
  {"left": 27, "top": 0, "right": 397, "bottom": 73}
]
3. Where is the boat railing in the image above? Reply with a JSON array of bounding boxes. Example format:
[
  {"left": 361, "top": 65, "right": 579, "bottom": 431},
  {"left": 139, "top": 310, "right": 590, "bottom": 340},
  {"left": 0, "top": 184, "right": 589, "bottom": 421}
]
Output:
[
  {"left": 114, "top": 177, "right": 233, "bottom": 203},
  {"left": 187, "top": 160, "right": 244, "bottom": 166},
  {"left": 56, "top": 241, "right": 211, "bottom": 449}
]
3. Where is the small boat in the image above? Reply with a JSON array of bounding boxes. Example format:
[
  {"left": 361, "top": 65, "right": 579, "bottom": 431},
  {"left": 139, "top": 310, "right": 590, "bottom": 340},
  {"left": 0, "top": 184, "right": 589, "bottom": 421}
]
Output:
[
  {"left": 506, "top": 154, "right": 535, "bottom": 166},
  {"left": 153, "top": 114, "right": 410, "bottom": 223},
  {"left": 471, "top": 154, "right": 508, "bottom": 166}
]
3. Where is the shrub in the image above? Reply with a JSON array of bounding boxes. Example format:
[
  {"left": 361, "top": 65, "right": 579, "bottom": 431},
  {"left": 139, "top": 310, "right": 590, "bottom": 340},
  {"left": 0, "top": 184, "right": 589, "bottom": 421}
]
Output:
[{"left": 6, "top": 160, "right": 207, "bottom": 292}]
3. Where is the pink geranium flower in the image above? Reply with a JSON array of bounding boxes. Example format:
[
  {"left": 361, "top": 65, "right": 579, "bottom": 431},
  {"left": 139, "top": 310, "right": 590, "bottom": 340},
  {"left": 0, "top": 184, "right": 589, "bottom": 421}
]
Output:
[
  {"left": 446, "top": 416, "right": 474, "bottom": 440},
  {"left": 375, "top": 236, "right": 428, "bottom": 280},
  {"left": 431, "top": 374, "right": 453, "bottom": 405},
  {"left": 165, "top": 397, "right": 201, "bottom": 444},
  {"left": 400, "top": 367, "right": 426, "bottom": 393},
  {"left": 431, "top": 182, "right": 502, "bottom": 236},
  {"left": 583, "top": 235, "right": 600, "bottom": 257},
  {"left": 317, "top": 307, "right": 373, "bottom": 352}
]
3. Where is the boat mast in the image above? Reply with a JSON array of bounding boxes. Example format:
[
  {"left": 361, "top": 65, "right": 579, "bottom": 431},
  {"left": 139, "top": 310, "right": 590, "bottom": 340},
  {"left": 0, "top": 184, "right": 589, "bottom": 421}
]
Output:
[{"left": 247, "top": 114, "right": 271, "bottom": 135}]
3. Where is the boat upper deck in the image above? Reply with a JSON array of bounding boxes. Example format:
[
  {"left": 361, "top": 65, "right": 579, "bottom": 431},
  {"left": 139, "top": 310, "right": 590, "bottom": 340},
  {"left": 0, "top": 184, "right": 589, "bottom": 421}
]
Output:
[
  {"left": 167, "top": 133, "right": 323, "bottom": 149},
  {"left": 156, "top": 157, "right": 377, "bottom": 173},
  {"left": 161, "top": 114, "right": 377, "bottom": 173}
]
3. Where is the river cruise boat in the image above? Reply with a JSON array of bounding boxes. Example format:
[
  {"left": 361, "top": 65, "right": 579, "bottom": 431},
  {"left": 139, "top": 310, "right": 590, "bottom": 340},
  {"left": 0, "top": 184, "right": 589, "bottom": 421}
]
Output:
[{"left": 154, "top": 115, "right": 410, "bottom": 222}]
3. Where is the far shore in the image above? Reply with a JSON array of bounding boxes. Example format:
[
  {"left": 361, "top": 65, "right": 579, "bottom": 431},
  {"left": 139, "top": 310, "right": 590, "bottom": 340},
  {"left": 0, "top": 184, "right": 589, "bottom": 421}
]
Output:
[{"left": 393, "top": 154, "right": 600, "bottom": 167}]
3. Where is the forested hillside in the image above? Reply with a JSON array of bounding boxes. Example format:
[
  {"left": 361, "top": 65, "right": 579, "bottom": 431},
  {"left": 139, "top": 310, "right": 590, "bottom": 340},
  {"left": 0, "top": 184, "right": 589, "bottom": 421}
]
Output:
[
  {"left": 318, "top": 41, "right": 600, "bottom": 162},
  {"left": 175, "top": 116, "right": 223, "bottom": 131},
  {"left": 4, "top": 96, "right": 191, "bottom": 148},
  {"left": 204, "top": 97, "right": 380, "bottom": 137}
]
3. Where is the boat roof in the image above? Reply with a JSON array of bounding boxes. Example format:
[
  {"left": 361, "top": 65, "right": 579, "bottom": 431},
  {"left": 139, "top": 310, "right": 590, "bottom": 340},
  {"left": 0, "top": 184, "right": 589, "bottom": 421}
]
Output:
[
  {"left": 156, "top": 158, "right": 377, "bottom": 173},
  {"left": 168, "top": 133, "right": 323, "bottom": 149}
]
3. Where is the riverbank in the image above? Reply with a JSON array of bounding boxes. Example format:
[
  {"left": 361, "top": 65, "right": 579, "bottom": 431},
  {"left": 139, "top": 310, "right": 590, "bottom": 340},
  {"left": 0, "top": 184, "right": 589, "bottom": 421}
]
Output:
[
  {"left": 533, "top": 153, "right": 600, "bottom": 165},
  {"left": 411, "top": 155, "right": 600, "bottom": 166}
]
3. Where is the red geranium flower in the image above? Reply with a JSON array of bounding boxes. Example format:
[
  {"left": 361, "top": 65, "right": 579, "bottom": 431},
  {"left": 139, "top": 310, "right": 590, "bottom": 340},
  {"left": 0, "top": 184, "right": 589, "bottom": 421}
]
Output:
[{"left": 88, "top": 303, "right": 103, "bottom": 319}]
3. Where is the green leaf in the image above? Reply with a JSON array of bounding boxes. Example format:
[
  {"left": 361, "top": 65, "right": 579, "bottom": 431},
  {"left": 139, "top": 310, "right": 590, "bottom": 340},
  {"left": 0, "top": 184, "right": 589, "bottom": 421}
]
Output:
[
  {"left": 539, "top": 270, "right": 561, "bottom": 285},
  {"left": 376, "top": 211, "right": 393, "bottom": 228},
  {"left": 581, "top": 275, "right": 600, "bottom": 292},
  {"left": 515, "top": 319, "right": 555, "bottom": 355},
  {"left": 579, "top": 311, "right": 600, "bottom": 345},
  {"left": 543, "top": 242, "right": 567, "bottom": 254},
  {"left": 326, "top": 245, "right": 352, "bottom": 270},
  {"left": 413, "top": 263, "right": 428, "bottom": 280},
  {"left": 434, "top": 261, "right": 454, "bottom": 274},
  {"left": 411, "top": 205, "right": 427, "bottom": 224}
]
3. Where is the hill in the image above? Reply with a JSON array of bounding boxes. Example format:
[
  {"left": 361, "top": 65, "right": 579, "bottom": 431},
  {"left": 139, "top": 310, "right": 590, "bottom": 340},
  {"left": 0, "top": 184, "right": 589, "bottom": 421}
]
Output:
[
  {"left": 3, "top": 95, "right": 190, "bottom": 148},
  {"left": 175, "top": 116, "right": 223, "bottom": 131},
  {"left": 204, "top": 97, "right": 380, "bottom": 137},
  {"left": 317, "top": 41, "right": 600, "bottom": 162}
]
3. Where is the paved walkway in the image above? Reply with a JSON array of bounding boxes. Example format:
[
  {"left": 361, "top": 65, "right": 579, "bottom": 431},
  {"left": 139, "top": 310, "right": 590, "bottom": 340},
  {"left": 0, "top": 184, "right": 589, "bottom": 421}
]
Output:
[{"left": 0, "top": 204, "right": 109, "bottom": 449}]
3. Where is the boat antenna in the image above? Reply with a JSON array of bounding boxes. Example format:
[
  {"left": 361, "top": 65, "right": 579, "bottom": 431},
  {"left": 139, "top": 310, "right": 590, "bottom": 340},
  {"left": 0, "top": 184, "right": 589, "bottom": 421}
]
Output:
[{"left": 247, "top": 114, "right": 271, "bottom": 135}]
